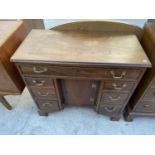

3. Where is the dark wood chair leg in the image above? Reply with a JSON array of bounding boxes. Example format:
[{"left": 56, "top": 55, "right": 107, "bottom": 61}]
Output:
[{"left": 0, "top": 96, "right": 12, "bottom": 110}]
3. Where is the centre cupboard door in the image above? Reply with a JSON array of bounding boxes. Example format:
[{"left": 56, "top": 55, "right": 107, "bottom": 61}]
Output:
[{"left": 61, "top": 79, "right": 99, "bottom": 106}]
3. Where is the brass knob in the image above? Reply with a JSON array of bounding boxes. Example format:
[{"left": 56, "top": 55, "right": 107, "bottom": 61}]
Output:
[
  {"left": 105, "top": 106, "right": 116, "bottom": 112},
  {"left": 90, "top": 98, "right": 94, "bottom": 102},
  {"left": 38, "top": 91, "right": 49, "bottom": 96},
  {"left": 110, "top": 71, "right": 126, "bottom": 79},
  {"left": 32, "top": 80, "right": 45, "bottom": 86},
  {"left": 92, "top": 84, "right": 96, "bottom": 88},
  {"left": 42, "top": 102, "right": 52, "bottom": 107},
  {"left": 143, "top": 104, "right": 150, "bottom": 108},
  {"left": 33, "top": 67, "right": 47, "bottom": 73},
  {"left": 112, "top": 83, "right": 127, "bottom": 90},
  {"left": 108, "top": 95, "right": 121, "bottom": 101}
]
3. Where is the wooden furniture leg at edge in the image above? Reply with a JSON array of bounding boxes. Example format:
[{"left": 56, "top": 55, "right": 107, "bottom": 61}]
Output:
[
  {"left": 110, "top": 115, "right": 121, "bottom": 121},
  {"left": 0, "top": 96, "right": 12, "bottom": 110},
  {"left": 124, "top": 106, "right": 134, "bottom": 122},
  {"left": 38, "top": 109, "right": 48, "bottom": 116}
]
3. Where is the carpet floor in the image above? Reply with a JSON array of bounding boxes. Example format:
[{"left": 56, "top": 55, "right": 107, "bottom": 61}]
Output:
[{"left": 0, "top": 88, "right": 155, "bottom": 135}]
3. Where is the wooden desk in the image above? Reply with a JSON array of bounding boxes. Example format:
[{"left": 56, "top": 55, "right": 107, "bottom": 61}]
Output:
[
  {"left": 0, "top": 20, "right": 44, "bottom": 110},
  {"left": 11, "top": 21, "right": 151, "bottom": 120}
]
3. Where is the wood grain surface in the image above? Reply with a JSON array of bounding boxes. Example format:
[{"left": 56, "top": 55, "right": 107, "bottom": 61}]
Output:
[
  {"left": 51, "top": 20, "right": 143, "bottom": 41},
  {"left": 11, "top": 30, "right": 151, "bottom": 67}
]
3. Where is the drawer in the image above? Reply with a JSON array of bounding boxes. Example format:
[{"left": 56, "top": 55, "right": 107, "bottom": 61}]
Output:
[
  {"left": 143, "top": 86, "right": 155, "bottom": 99},
  {"left": 19, "top": 64, "right": 141, "bottom": 80},
  {"left": 19, "top": 65, "right": 107, "bottom": 78},
  {"left": 134, "top": 100, "right": 155, "bottom": 113},
  {"left": 100, "top": 92, "right": 129, "bottom": 105},
  {"left": 106, "top": 69, "right": 141, "bottom": 80},
  {"left": 24, "top": 77, "right": 54, "bottom": 87},
  {"left": 30, "top": 87, "right": 57, "bottom": 100},
  {"left": 36, "top": 99, "right": 59, "bottom": 111},
  {"left": 104, "top": 81, "right": 134, "bottom": 92},
  {"left": 98, "top": 104, "right": 122, "bottom": 116}
]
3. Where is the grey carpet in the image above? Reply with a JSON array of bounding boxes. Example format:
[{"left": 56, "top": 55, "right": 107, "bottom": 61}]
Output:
[{"left": 0, "top": 88, "right": 155, "bottom": 135}]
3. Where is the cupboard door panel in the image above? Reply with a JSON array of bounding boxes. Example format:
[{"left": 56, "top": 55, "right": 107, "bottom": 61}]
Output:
[{"left": 61, "top": 79, "right": 99, "bottom": 106}]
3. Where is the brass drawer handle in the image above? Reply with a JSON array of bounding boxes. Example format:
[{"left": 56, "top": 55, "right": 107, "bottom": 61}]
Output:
[
  {"left": 32, "top": 80, "right": 45, "bottom": 86},
  {"left": 105, "top": 106, "right": 116, "bottom": 112},
  {"left": 110, "top": 71, "right": 126, "bottom": 79},
  {"left": 143, "top": 104, "right": 150, "bottom": 108},
  {"left": 108, "top": 95, "right": 121, "bottom": 101},
  {"left": 33, "top": 67, "right": 47, "bottom": 73},
  {"left": 112, "top": 83, "right": 127, "bottom": 90},
  {"left": 92, "top": 84, "right": 97, "bottom": 88},
  {"left": 42, "top": 102, "right": 52, "bottom": 107},
  {"left": 90, "top": 98, "right": 94, "bottom": 102},
  {"left": 38, "top": 91, "right": 49, "bottom": 96}
]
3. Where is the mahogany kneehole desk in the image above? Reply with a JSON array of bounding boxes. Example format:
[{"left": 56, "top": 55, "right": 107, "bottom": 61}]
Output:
[{"left": 11, "top": 22, "right": 151, "bottom": 121}]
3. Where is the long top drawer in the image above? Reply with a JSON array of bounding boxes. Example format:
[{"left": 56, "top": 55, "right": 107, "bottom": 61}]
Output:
[{"left": 18, "top": 64, "right": 143, "bottom": 80}]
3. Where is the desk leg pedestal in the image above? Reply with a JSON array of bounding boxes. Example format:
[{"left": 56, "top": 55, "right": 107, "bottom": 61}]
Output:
[
  {"left": 37, "top": 107, "right": 64, "bottom": 116},
  {"left": 124, "top": 106, "right": 134, "bottom": 122},
  {"left": 110, "top": 115, "right": 121, "bottom": 121},
  {"left": 98, "top": 111, "right": 122, "bottom": 121},
  {"left": 0, "top": 96, "right": 12, "bottom": 110},
  {"left": 38, "top": 109, "right": 48, "bottom": 116}
]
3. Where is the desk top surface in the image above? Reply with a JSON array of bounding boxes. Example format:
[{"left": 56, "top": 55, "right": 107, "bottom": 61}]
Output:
[
  {"left": 11, "top": 29, "right": 151, "bottom": 67},
  {"left": 0, "top": 20, "right": 23, "bottom": 46}
]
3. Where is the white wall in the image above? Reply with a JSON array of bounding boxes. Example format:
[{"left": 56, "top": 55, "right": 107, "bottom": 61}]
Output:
[{"left": 43, "top": 19, "right": 147, "bottom": 29}]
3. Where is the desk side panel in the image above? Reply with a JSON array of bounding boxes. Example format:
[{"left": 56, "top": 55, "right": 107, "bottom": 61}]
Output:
[
  {"left": 0, "top": 22, "right": 26, "bottom": 93},
  {"left": 0, "top": 19, "right": 45, "bottom": 94},
  {"left": 0, "top": 62, "right": 18, "bottom": 94}
]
